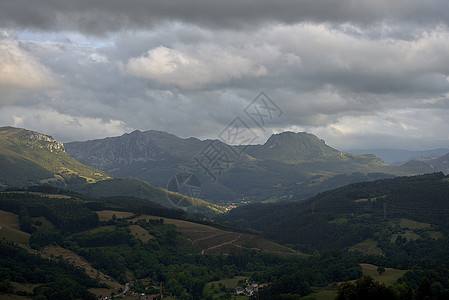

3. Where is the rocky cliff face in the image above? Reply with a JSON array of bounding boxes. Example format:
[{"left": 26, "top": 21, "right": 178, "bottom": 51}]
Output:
[
  {"left": 0, "top": 126, "right": 65, "bottom": 153},
  {"left": 26, "top": 131, "right": 65, "bottom": 153},
  {"left": 65, "top": 130, "right": 208, "bottom": 171},
  {"left": 0, "top": 126, "right": 111, "bottom": 187}
]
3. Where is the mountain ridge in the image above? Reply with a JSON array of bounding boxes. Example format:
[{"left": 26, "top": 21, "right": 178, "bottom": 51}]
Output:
[
  {"left": 0, "top": 126, "right": 218, "bottom": 212},
  {"left": 65, "top": 128, "right": 434, "bottom": 204},
  {"left": 0, "top": 126, "right": 111, "bottom": 187}
]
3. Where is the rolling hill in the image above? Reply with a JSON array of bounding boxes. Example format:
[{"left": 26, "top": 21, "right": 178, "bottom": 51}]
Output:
[{"left": 222, "top": 172, "right": 449, "bottom": 251}]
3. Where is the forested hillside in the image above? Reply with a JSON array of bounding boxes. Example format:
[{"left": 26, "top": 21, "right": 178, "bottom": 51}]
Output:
[{"left": 223, "top": 173, "right": 449, "bottom": 251}]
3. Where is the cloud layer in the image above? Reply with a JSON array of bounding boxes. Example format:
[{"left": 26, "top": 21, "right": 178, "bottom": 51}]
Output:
[
  {"left": 0, "top": 2, "right": 448, "bottom": 151},
  {"left": 2, "top": 0, "right": 449, "bottom": 35}
]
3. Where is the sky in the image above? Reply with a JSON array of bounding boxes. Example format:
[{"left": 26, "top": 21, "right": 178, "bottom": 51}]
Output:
[{"left": 1, "top": 0, "right": 449, "bottom": 151}]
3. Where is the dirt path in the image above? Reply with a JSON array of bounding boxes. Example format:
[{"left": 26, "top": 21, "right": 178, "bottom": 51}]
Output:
[
  {"left": 201, "top": 234, "right": 242, "bottom": 254},
  {"left": 192, "top": 232, "right": 226, "bottom": 243}
]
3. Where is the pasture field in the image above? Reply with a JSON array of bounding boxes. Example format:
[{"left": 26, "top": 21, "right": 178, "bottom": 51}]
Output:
[
  {"left": 391, "top": 231, "right": 421, "bottom": 243},
  {"left": 206, "top": 276, "right": 248, "bottom": 289},
  {"left": 349, "top": 238, "right": 382, "bottom": 255},
  {"left": 85, "top": 225, "right": 115, "bottom": 233},
  {"left": 399, "top": 218, "right": 432, "bottom": 230},
  {"left": 0, "top": 209, "right": 20, "bottom": 228},
  {"left": 361, "top": 263, "right": 408, "bottom": 285},
  {"left": 306, "top": 288, "right": 338, "bottom": 300},
  {"left": 129, "top": 224, "right": 155, "bottom": 242},
  {"left": 204, "top": 276, "right": 249, "bottom": 299},
  {"left": 427, "top": 231, "right": 443, "bottom": 239},
  {"left": 32, "top": 216, "right": 54, "bottom": 229},
  {"left": 305, "top": 263, "right": 408, "bottom": 299},
  {"left": 10, "top": 282, "right": 40, "bottom": 294},
  {"left": 0, "top": 209, "right": 29, "bottom": 244},
  {"left": 96, "top": 210, "right": 134, "bottom": 221},
  {"left": 0, "top": 226, "right": 30, "bottom": 244}
]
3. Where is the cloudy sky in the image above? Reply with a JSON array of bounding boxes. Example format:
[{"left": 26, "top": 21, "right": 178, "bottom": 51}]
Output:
[{"left": 1, "top": 0, "right": 449, "bottom": 151}]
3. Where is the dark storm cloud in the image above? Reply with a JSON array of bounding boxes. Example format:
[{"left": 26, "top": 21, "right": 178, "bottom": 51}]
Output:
[{"left": 1, "top": 0, "right": 449, "bottom": 35}]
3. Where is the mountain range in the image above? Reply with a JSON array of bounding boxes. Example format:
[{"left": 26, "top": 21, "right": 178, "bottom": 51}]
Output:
[
  {"left": 2, "top": 126, "right": 447, "bottom": 207},
  {"left": 65, "top": 129, "right": 444, "bottom": 204},
  {"left": 0, "top": 126, "right": 218, "bottom": 213},
  {"left": 347, "top": 148, "right": 449, "bottom": 165}
]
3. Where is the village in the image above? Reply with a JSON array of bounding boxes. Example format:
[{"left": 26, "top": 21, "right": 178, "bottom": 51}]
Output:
[
  {"left": 97, "top": 278, "right": 266, "bottom": 299},
  {"left": 98, "top": 281, "right": 163, "bottom": 300},
  {"left": 235, "top": 281, "right": 267, "bottom": 297}
]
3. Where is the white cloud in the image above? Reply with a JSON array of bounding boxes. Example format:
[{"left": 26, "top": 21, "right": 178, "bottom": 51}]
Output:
[
  {"left": 309, "top": 108, "right": 449, "bottom": 150},
  {"left": 0, "top": 37, "right": 57, "bottom": 91},
  {"left": 124, "top": 45, "right": 267, "bottom": 89},
  {"left": 0, "top": 106, "right": 129, "bottom": 142}
]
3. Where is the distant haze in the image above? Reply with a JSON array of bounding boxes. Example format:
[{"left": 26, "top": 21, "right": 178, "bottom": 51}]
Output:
[{"left": 347, "top": 149, "right": 449, "bottom": 165}]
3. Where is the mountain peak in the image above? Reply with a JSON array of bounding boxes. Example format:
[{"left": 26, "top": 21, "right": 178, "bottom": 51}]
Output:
[
  {"left": 264, "top": 131, "right": 327, "bottom": 148},
  {"left": 244, "top": 131, "right": 340, "bottom": 162}
]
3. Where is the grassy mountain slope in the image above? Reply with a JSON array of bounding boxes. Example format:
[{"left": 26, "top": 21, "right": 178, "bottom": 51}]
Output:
[
  {"left": 72, "top": 178, "right": 221, "bottom": 213},
  {"left": 0, "top": 126, "right": 111, "bottom": 187}
]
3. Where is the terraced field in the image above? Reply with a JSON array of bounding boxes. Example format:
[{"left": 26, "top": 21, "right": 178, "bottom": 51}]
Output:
[{"left": 133, "top": 215, "right": 296, "bottom": 255}]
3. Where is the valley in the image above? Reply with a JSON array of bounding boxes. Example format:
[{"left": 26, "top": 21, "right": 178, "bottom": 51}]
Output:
[{"left": 1, "top": 126, "right": 449, "bottom": 299}]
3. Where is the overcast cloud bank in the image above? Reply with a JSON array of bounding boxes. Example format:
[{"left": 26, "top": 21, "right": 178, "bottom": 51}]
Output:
[{"left": 0, "top": 1, "right": 448, "bottom": 150}]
